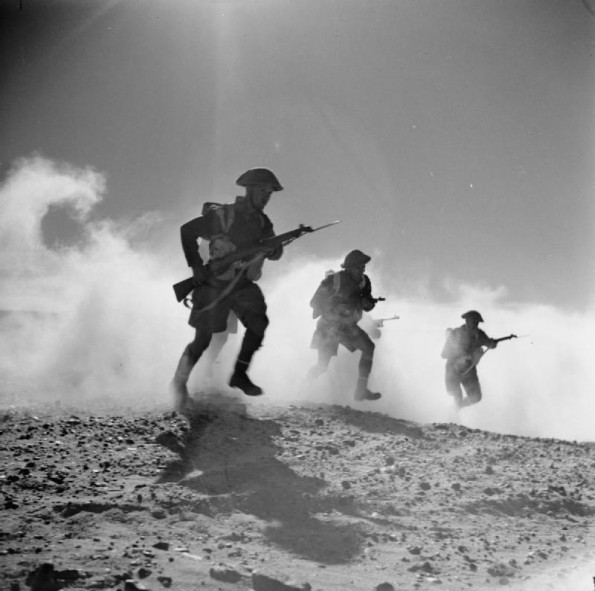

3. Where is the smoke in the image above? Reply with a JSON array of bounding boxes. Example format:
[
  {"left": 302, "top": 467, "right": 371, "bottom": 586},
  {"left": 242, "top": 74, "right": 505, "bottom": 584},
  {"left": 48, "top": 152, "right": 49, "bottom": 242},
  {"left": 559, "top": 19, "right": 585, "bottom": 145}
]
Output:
[
  {"left": 0, "top": 156, "right": 187, "bottom": 408},
  {"left": 1, "top": 156, "right": 594, "bottom": 442},
  {"left": 259, "top": 259, "right": 595, "bottom": 442}
]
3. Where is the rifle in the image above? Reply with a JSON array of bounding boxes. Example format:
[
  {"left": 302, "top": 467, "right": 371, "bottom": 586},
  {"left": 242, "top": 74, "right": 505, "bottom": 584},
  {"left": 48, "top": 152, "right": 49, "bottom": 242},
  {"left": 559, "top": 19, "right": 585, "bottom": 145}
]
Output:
[
  {"left": 173, "top": 221, "right": 341, "bottom": 303},
  {"left": 454, "top": 334, "right": 518, "bottom": 376}
]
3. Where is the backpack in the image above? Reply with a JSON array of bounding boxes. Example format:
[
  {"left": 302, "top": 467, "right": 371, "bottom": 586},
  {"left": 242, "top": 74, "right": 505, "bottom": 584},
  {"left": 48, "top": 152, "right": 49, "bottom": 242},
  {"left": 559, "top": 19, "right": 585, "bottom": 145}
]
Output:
[
  {"left": 441, "top": 327, "right": 457, "bottom": 359},
  {"left": 311, "top": 270, "right": 341, "bottom": 319}
]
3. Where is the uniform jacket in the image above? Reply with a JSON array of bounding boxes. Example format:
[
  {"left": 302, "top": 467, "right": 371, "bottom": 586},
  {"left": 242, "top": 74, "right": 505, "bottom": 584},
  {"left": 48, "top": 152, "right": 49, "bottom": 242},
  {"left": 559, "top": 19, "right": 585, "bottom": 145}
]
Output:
[
  {"left": 441, "top": 324, "right": 495, "bottom": 361},
  {"left": 310, "top": 270, "right": 375, "bottom": 326},
  {"left": 180, "top": 196, "right": 281, "bottom": 280}
]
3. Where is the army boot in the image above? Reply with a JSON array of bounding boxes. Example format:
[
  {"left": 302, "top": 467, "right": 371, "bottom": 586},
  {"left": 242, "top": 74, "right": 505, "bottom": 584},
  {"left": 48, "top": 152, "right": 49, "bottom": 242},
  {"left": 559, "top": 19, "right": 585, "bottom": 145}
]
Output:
[
  {"left": 229, "top": 360, "right": 263, "bottom": 397},
  {"left": 354, "top": 377, "right": 382, "bottom": 401},
  {"left": 170, "top": 347, "right": 198, "bottom": 414}
]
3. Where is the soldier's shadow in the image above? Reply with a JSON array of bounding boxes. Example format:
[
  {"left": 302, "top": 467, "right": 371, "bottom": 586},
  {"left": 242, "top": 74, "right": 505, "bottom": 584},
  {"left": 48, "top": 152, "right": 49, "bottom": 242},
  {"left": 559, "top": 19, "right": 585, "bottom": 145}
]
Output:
[{"left": 155, "top": 393, "right": 364, "bottom": 564}]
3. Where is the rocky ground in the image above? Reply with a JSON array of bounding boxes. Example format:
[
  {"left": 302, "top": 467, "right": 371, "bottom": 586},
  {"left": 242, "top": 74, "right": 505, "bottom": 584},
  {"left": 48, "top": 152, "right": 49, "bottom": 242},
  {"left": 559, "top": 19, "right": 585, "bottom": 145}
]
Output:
[{"left": 1, "top": 392, "right": 595, "bottom": 591}]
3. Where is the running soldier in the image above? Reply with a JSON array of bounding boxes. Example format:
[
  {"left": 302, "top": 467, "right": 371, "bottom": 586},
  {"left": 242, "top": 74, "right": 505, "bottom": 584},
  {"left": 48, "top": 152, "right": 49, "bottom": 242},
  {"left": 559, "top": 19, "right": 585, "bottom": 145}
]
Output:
[
  {"left": 308, "top": 250, "right": 382, "bottom": 401},
  {"left": 170, "top": 167, "right": 284, "bottom": 413},
  {"left": 441, "top": 310, "right": 497, "bottom": 408}
]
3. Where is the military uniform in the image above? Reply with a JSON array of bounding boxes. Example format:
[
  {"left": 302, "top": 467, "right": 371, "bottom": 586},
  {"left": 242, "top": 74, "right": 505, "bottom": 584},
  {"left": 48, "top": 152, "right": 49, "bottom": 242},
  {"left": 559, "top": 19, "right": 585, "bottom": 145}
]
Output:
[
  {"left": 170, "top": 168, "right": 283, "bottom": 409},
  {"left": 308, "top": 250, "right": 381, "bottom": 401},
  {"left": 441, "top": 310, "right": 496, "bottom": 408},
  {"left": 180, "top": 195, "right": 280, "bottom": 334}
]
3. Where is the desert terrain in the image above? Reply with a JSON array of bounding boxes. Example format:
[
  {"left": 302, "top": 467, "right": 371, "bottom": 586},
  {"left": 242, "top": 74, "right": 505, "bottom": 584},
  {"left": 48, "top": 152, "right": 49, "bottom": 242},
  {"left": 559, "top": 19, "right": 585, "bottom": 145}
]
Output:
[{"left": 1, "top": 392, "right": 595, "bottom": 591}]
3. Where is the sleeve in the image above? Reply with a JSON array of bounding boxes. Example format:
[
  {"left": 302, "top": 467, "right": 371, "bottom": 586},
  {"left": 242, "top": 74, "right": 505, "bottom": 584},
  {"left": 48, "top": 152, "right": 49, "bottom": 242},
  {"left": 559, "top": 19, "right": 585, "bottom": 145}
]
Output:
[
  {"left": 180, "top": 214, "right": 215, "bottom": 268},
  {"left": 478, "top": 330, "right": 497, "bottom": 348},
  {"left": 360, "top": 275, "right": 376, "bottom": 312}
]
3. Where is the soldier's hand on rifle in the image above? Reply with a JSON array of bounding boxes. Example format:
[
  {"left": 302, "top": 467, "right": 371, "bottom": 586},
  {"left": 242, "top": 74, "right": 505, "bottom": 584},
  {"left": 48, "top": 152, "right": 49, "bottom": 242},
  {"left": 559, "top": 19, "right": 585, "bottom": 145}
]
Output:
[
  {"left": 192, "top": 263, "right": 208, "bottom": 287},
  {"left": 361, "top": 297, "right": 376, "bottom": 312},
  {"left": 265, "top": 244, "right": 283, "bottom": 261}
]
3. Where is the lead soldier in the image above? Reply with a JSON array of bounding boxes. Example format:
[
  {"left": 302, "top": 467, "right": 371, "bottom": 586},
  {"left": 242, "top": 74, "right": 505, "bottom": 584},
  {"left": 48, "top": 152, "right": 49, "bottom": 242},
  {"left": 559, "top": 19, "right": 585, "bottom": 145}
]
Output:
[{"left": 170, "top": 168, "right": 284, "bottom": 413}]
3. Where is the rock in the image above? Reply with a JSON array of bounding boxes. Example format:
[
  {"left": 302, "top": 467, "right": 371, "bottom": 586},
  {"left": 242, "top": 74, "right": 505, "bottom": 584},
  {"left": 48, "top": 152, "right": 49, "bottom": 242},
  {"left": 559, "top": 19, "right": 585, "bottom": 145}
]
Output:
[
  {"left": 251, "top": 572, "right": 312, "bottom": 591},
  {"left": 152, "top": 541, "right": 170, "bottom": 551},
  {"left": 123, "top": 581, "right": 150, "bottom": 591},
  {"left": 209, "top": 566, "right": 243, "bottom": 584},
  {"left": 375, "top": 583, "right": 395, "bottom": 591},
  {"left": 156, "top": 576, "right": 172, "bottom": 588},
  {"left": 487, "top": 562, "right": 516, "bottom": 578}
]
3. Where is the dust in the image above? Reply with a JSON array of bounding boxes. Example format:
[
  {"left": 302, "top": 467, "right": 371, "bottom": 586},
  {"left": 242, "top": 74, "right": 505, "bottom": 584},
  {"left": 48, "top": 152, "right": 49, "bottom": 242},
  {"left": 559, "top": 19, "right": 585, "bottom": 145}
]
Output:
[{"left": 1, "top": 155, "right": 594, "bottom": 443}]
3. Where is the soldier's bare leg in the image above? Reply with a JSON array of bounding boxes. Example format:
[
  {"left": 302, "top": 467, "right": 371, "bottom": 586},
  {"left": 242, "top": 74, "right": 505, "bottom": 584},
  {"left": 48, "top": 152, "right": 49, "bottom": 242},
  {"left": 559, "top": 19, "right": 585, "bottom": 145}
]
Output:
[
  {"left": 445, "top": 363, "right": 464, "bottom": 408},
  {"left": 229, "top": 284, "right": 268, "bottom": 396},
  {"left": 460, "top": 370, "right": 482, "bottom": 407},
  {"left": 353, "top": 329, "right": 381, "bottom": 401},
  {"left": 170, "top": 329, "right": 213, "bottom": 413},
  {"left": 307, "top": 350, "right": 332, "bottom": 381}
]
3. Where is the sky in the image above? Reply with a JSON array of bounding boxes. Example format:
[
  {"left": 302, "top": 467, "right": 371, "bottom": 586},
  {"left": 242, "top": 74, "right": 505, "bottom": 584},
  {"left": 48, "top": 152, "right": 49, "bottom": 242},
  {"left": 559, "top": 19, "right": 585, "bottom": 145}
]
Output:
[
  {"left": 1, "top": 0, "right": 595, "bottom": 441},
  {"left": 1, "top": 0, "right": 594, "bottom": 308}
]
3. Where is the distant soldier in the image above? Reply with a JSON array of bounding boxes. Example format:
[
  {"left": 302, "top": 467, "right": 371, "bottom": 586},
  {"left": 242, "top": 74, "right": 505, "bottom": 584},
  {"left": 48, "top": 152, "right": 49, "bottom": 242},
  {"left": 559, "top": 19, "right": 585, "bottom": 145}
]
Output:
[
  {"left": 308, "top": 250, "right": 382, "bottom": 401},
  {"left": 170, "top": 168, "right": 284, "bottom": 413},
  {"left": 441, "top": 310, "right": 497, "bottom": 408}
]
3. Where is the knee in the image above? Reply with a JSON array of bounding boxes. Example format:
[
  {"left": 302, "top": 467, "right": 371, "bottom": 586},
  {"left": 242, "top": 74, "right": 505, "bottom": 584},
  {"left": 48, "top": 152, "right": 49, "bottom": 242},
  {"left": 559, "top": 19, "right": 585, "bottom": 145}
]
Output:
[
  {"left": 245, "top": 313, "right": 269, "bottom": 338},
  {"left": 468, "top": 390, "right": 482, "bottom": 403},
  {"left": 187, "top": 332, "right": 212, "bottom": 358},
  {"left": 362, "top": 340, "right": 375, "bottom": 358}
]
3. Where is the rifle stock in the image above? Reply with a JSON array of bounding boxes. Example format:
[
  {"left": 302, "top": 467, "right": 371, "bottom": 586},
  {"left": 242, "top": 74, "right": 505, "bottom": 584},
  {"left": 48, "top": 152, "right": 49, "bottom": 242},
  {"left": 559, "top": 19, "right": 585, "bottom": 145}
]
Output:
[{"left": 173, "top": 277, "right": 196, "bottom": 303}]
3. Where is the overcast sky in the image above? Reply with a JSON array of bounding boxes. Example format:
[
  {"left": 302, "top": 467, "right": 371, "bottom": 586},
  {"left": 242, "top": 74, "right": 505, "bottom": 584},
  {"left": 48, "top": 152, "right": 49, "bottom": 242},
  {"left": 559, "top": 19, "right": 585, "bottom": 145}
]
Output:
[{"left": 1, "top": 0, "right": 594, "bottom": 310}]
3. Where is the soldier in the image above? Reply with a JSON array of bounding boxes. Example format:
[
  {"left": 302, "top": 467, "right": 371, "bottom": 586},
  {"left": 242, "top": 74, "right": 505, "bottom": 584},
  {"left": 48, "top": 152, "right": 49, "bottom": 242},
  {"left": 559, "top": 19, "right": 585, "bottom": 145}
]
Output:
[
  {"left": 170, "top": 168, "right": 284, "bottom": 413},
  {"left": 441, "top": 310, "right": 497, "bottom": 408},
  {"left": 308, "top": 250, "right": 382, "bottom": 401}
]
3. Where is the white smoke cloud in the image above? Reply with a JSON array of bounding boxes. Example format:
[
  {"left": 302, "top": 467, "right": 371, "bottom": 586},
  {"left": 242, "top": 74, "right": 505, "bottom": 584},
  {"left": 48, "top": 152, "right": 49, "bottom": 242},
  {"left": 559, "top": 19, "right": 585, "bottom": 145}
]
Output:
[
  {"left": 0, "top": 156, "right": 187, "bottom": 407},
  {"left": 257, "top": 259, "right": 595, "bottom": 443},
  {"left": 1, "top": 155, "right": 594, "bottom": 444}
]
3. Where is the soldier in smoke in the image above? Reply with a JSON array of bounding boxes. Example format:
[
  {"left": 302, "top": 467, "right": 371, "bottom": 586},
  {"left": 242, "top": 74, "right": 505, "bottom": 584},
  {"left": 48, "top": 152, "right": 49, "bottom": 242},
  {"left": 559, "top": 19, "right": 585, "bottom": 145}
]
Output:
[
  {"left": 170, "top": 168, "right": 284, "bottom": 413},
  {"left": 308, "top": 250, "right": 382, "bottom": 401},
  {"left": 441, "top": 310, "right": 497, "bottom": 408}
]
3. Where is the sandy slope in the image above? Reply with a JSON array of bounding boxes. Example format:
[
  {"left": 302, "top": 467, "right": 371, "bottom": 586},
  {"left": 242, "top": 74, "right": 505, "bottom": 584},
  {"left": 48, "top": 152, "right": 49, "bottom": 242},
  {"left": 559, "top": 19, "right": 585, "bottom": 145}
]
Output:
[{"left": 1, "top": 393, "right": 594, "bottom": 591}]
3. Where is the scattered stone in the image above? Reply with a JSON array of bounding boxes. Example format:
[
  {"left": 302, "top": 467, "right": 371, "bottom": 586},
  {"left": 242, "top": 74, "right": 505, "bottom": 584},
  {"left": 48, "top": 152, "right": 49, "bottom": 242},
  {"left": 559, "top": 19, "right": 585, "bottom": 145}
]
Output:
[
  {"left": 123, "top": 582, "right": 149, "bottom": 591},
  {"left": 251, "top": 572, "right": 312, "bottom": 591},
  {"left": 487, "top": 562, "right": 516, "bottom": 578},
  {"left": 209, "top": 566, "right": 243, "bottom": 584}
]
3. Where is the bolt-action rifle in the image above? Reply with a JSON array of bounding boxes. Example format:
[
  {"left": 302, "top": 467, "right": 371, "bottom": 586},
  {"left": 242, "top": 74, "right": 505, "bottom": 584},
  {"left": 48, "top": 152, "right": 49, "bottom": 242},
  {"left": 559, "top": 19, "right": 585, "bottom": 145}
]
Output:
[
  {"left": 172, "top": 221, "right": 341, "bottom": 303},
  {"left": 455, "top": 333, "right": 519, "bottom": 376}
]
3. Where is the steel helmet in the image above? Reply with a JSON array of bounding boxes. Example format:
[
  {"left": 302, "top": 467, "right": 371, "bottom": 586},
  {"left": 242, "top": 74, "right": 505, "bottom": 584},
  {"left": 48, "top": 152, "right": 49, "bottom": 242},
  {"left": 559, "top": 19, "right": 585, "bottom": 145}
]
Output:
[
  {"left": 236, "top": 168, "right": 283, "bottom": 191},
  {"left": 341, "top": 249, "right": 371, "bottom": 269},
  {"left": 461, "top": 310, "right": 484, "bottom": 323}
]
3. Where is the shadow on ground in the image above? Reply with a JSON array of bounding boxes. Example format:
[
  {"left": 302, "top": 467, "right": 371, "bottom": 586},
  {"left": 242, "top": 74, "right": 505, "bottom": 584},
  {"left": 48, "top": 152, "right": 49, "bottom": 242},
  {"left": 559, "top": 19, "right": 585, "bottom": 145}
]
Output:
[{"left": 155, "top": 393, "right": 366, "bottom": 564}]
